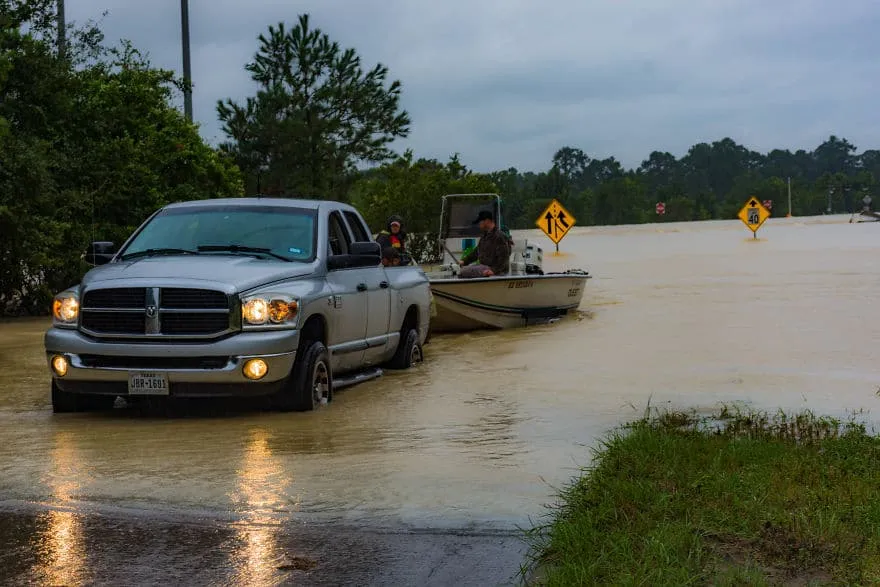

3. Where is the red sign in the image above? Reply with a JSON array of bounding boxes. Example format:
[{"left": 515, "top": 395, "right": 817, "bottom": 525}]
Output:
[
  {"left": 763, "top": 200, "right": 772, "bottom": 210},
  {"left": 655, "top": 202, "right": 666, "bottom": 215}
]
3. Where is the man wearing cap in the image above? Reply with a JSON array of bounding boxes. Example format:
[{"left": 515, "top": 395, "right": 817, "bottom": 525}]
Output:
[{"left": 458, "top": 210, "right": 511, "bottom": 278}]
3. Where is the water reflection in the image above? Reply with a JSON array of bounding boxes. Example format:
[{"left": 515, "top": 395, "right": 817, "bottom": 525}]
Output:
[
  {"left": 228, "top": 427, "right": 294, "bottom": 586},
  {"left": 35, "top": 430, "right": 89, "bottom": 586}
]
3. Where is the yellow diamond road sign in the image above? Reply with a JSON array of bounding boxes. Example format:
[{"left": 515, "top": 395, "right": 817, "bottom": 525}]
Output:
[
  {"left": 536, "top": 199, "right": 576, "bottom": 244},
  {"left": 737, "top": 197, "right": 771, "bottom": 234}
]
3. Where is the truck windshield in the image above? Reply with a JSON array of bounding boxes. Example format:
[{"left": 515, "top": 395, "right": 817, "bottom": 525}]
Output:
[{"left": 120, "top": 204, "right": 318, "bottom": 262}]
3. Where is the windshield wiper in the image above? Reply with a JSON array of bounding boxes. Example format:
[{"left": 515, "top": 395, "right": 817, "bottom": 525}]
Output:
[
  {"left": 120, "top": 248, "right": 200, "bottom": 261},
  {"left": 196, "top": 244, "right": 291, "bottom": 262}
]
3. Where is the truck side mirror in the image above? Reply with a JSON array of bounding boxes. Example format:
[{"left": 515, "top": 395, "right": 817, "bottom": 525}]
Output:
[
  {"left": 327, "top": 242, "right": 382, "bottom": 271},
  {"left": 349, "top": 241, "right": 381, "bottom": 262},
  {"left": 84, "top": 241, "right": 116, "bottom": 266}
]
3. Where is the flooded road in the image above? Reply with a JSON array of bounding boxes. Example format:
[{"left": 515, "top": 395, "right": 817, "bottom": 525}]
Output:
[{"left": 1, "top": 215, "right": 878, "bottom": 584}]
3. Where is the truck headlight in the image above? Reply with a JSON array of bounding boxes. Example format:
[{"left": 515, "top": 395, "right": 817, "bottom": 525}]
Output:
[
  {"left": 241, "top": 294, "right": 299, "bottom": 326},
  {"left": 52, "top": 292, "right": 80, "bottom": 326}
]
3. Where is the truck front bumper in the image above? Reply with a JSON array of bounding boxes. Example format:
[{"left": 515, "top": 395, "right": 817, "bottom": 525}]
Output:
[{"left": 44, "top": 327, "right": 300, "bottom": 398}]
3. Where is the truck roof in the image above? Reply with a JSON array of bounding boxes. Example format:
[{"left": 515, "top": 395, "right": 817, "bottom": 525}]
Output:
[{"left": 163, "top": 197, "right": 353, "bottom": 212}]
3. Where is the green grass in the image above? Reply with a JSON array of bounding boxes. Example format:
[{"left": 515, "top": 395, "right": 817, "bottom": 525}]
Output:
[{"left": 522, "top": 406, "right": 880, "bottom": 586}]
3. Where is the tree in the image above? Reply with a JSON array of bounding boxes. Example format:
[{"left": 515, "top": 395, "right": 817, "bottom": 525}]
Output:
[
  {"left": 813, "top": 135, "right": 857, "bottom": 177},
  {"left": 552, "top": 146, "right": 589, "bottom": 184},
  {"left": 0, "top": 4, "right": 242, "bottom": 314},
  {"left": 218, "top": 13, "right": 411, "bottom": 200},
  {"left": 0, "top": 41, "right": 9, "bottom": 139},
  {"left": 590, "top": 175, "right": 649, "bottom": 225},
  {"left": 57, "top": 43, "right": 243, "bottom": 242}
]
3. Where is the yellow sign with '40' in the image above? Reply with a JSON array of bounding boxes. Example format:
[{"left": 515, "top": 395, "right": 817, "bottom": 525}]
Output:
[
  {"left": 737, "top": 197, "right": 771, "bottom": 238},
  {"left": 536, "top": 199, "right": 576, "bottom": 246}
]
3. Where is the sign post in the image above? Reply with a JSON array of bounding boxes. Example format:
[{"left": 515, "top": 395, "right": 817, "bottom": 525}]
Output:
[
  {"left": 535, "top": 199, "right": 576, "bottom": 253},
  {"left": 737, "top": 197, "right": 771, "bottom": 239}
]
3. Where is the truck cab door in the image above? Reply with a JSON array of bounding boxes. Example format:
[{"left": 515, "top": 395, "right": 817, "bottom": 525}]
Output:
[
  {"left": 362, "top": 265, "right": 393, "bottom": 366},
  {"left": 324, "top": 211, "right": 367, "bottom": 373},
  {"left": 341, "top": 210, "right": 392, "bottom": 366}
]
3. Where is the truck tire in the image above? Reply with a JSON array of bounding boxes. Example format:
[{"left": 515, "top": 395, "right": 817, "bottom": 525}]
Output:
[
  {"left": 51, "top": 380, "right": 116, "bottom": 413},
  {"left": 386, "top": 327, "right": 423, "bottom": 370},
  {"left": 276, "top": 340, "right": 332, "bottom": 412}
]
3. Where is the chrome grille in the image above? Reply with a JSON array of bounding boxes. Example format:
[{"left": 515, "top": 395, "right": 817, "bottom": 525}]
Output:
[{"left": 80, "top": 287, "right": 233, "bottom": 338}]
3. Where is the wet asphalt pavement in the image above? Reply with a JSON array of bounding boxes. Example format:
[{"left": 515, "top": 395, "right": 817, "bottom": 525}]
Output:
[{"left": 0, "top": 502, "right": 528, "bottom": 586}]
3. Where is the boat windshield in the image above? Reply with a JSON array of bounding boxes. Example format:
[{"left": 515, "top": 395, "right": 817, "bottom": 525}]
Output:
[
  {"left": 441, "top": 196, "right": 501, "bottom": 239},
  {"left": 119, "top": 204, "right": 318, "bottom": 262}
]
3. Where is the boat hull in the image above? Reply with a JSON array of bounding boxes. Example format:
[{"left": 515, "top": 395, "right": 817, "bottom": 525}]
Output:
[{"left": 428, "top": 274, "right": 588, "bottom": 333}]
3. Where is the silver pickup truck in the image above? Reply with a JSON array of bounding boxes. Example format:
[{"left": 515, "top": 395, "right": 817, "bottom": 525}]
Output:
[{"left": 44, "top": 197, "right": 432, "bottom": 413}]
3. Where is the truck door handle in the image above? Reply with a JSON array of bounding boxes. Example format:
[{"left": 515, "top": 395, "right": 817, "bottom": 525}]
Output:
[
  {"left": 379, "top": 281, "right": 389, "bottom": 289},
  {"left": 357, "top": 283, "right": 367, "bottom": 292}
]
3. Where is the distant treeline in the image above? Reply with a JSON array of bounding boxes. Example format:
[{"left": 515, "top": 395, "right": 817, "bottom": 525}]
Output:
[{"left": 485, "top": 136, "right": 875, "bottom": 230}]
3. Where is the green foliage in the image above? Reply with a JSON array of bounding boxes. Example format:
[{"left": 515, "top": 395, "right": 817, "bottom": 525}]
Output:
[
  {"left": 493, "top": 137, "right": 877, "bottom": 229},
  {"left": 524, "top": 407, "right": 880, "bottom": 585},
  {"left": 0, "top": 4, "right": 242, "bottom": 314},
  {"left": 349, "top": 151, "right": 497, "bottom": 262},
  {"left": 218, "top": 13, "right": 411, "bottom": 200}
]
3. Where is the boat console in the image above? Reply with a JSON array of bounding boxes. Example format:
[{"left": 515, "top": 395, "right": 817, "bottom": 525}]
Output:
[{"left": 432, "top": 193, "right": 546, "bottom": 278}]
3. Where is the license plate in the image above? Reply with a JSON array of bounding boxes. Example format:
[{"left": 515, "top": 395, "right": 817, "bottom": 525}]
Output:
[{"left": 127, "top": 371, "right": 170, "bottom": 395}]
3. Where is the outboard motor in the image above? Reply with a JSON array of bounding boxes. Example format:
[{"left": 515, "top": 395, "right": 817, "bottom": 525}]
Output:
[{"left": 522, "top": 241, "right": 544, "bottom": 275}]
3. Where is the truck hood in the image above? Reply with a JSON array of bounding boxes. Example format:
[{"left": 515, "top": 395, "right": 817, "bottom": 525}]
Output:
[{"left": 81, "top": 255, "right": 317, "bottom": 293}]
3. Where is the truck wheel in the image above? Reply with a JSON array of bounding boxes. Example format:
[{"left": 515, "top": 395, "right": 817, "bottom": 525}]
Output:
[
  {"left": 386, "top": 327, "right": 423, "bottom": 370},
  {"left": 51, "top": 380, "right": 116, "bottom": 413},
  {"left": 276, "top": 340, "right": 332, "bottom": 412}
]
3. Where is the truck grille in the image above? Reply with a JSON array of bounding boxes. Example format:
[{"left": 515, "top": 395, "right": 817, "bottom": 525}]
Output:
[{"left": 80, "top": 287, "right": 234, "bottom": 338}]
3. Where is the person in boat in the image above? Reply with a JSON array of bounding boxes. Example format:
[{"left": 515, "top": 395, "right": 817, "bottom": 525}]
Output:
[
  {"left": 376, "top": 215, "right": 406, "bottom": 254},
  {"left": 381, "top": 246, "right": 401, "bottom": 267},
  {"left": 458, "top": 210, "right": 511, "bottom": 278}
]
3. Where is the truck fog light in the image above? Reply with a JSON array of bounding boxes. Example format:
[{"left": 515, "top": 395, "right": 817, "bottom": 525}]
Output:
[
  {"left": 243, "top": 359, "right": 268, "bottom": 380},
  {"left": 51, "top": 355, "right": 69, "bottom": 377}
]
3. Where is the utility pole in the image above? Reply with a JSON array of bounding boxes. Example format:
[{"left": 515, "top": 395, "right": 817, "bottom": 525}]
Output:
[
  {"left": 180, "top": 0, "right": 193, "bottom": 122},
  {"left": 786, "top": 176, "right": 792, "bottom": 217},
  {"left": 57, "top": 0, "right": 66, "bottom": 58}
]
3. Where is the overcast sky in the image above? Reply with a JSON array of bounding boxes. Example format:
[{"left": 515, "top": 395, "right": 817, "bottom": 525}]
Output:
[{"left": 66, "top": 0, "right": 880, "bottom": 172}]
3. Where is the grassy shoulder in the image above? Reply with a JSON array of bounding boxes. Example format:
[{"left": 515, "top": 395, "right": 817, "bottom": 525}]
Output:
[{"left": 523, "top": 408, "right": 880, "bottom": 586}]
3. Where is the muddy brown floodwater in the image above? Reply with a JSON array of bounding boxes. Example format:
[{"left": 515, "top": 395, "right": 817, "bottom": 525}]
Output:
[{"left": 0, "top": 215, "right": 878, "bottom": 585}]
